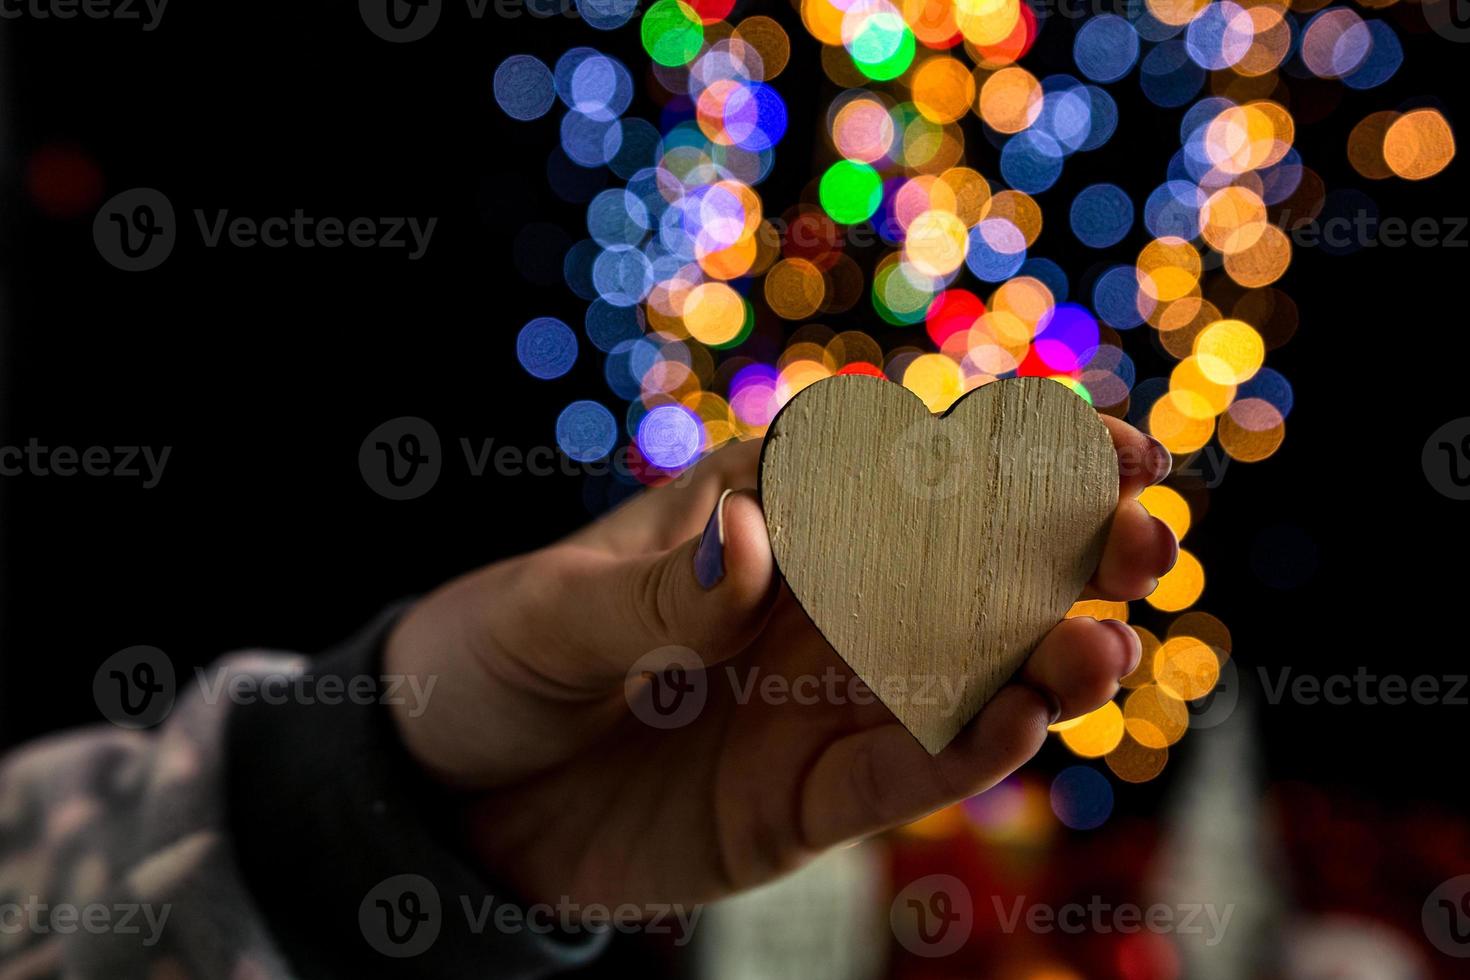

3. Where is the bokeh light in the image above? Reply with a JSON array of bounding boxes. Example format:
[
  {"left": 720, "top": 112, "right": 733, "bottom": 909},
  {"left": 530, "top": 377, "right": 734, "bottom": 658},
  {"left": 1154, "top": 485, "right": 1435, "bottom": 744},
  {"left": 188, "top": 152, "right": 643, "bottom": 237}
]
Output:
[
  {"left": 517, "top": 317, "right": 578, "bottom": 379},
  {"left": 492, "top": 0, "right": 1459, "bottom": 816},
  {"left": 1050, "top": 766, "right": 1114, "bottom": 830},
  {"left": 556, "top": 400, "right": 618, "bottom": 461},
  {"left": 494, "top": 56, "right": 557, "bottom": 121}
]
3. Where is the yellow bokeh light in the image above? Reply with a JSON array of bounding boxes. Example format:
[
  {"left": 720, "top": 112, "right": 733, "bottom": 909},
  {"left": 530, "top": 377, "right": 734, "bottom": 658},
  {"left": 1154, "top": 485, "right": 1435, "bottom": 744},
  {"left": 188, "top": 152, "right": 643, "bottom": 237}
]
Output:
[
  {"left": 1348, "top": 111, "right": 1399, "bottom": 180},
  {"left": 1153, "top": 636, "right": 1221, "bottom": 700},
  {"left": 978, "top": 66, "right": 1043, "bottom": 134},
  {"left": 1105, "top": 735, "right": 1169, "bottom": 783},
  {"left": 1170, "top": 356, "right": 1237, "bottom": 417},
  {"left": 1194, "top": 319, "right": 1265, "bottom": 384},
  {"left": 800, "top": 0, "right": 845, "bottom": 46},
  {"left": 912, "top": 57, "right": 976, "bottom": 124},
  {"left": 1201, "top": 186, "right": 1268, "bottom": 255},
  {"left": 1146, "top": 0, "right": 1207, "bottom": 26},
  {"left": 1223, "top": 224, "right": 1292, "bottom": 288},
  {"left": 732, "top": 16, "right": 791, "bottom": 80},
  {"left": 1056, "top": 701, "right": 1126, "bottom": 758},
  {"left": 1168, "top": 611, "right": 1232, "bottom": 660},
  {"left": 1218, "top": 410, "right": 1286, "bottom": 462},
  {"left": 1137, "top": 237, "right": 1202, "bottom": 303},
  {"left": 1383, "top": 109, "right": 1456, "bottom": 181},
  {"left": 903, "top": 353, "right": 966, "bottom": 413},
  {"left": 939, "top": 167, "right": 992, "bottom": 226},
  {"left": 1124, "top": 684, "right": 1189, "bottom": 748},
  {"left": 955, "top": 0, "right": 1022, "bottom": 46},
  {"left": 1149, "top": 390, "right": 1216, "bottom": 455},
  {"left": 987, "top": 190, "right": 1043, "bottom": 246},
  {"left": 1121, "top": 625, "right": 1160, "bottom": 689},
  {"left": 1068, "top": 599, "right": 1128, "bottom": 622},
  {"left": 1148, "top": 548, "right": 1205, "bottom": 612},
  {"left": 905, "top": 209, "right": 970, "bottom": 277},
  {"left": 1138, "top": 485, "right": 1192, "bottom": 540},
  {"left": 682, "top": 282, "right": 747, "bottom": 346},
  {"left": 764, "top": 259, "right": 827, "bottom": 321},
  {"left": 776, "top": 358, "right": 832, "bottom": 404},
  {"left": 899, "top": 803, "right": 968, "bottom": 839}
]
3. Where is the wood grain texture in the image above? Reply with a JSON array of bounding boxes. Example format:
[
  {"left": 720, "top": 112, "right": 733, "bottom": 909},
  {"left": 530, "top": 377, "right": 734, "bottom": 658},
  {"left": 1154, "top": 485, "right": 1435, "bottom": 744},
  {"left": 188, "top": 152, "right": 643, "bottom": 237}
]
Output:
[{"left": 759, "top": 376, "right": 1119, "bottom": 755}]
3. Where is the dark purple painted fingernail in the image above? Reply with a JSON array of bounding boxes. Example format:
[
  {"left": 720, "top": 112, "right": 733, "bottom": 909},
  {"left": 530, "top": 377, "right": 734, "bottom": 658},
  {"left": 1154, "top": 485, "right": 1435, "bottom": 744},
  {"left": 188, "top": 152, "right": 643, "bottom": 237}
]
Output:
[
  {"left": 1145, "top": 436, "right": 1173, "bottom": 485},
  {"left": 694, "top": 489, "right": 734, "bottom": 590}
]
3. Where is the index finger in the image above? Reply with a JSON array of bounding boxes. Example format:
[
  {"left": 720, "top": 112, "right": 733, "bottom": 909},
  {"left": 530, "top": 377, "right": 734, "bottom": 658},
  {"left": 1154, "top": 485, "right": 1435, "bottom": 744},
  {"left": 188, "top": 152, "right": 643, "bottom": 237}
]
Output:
[{"left": 1101, "top": 413, "right": 1172, "bottom": 498}]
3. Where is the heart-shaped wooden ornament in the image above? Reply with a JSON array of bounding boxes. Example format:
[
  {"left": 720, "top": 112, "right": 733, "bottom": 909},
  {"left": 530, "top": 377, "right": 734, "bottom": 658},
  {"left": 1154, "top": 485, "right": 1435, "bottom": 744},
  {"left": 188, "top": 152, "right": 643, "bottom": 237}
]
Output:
[{"left": 759, "top": 376, "right": 1119, "bottom": 755}]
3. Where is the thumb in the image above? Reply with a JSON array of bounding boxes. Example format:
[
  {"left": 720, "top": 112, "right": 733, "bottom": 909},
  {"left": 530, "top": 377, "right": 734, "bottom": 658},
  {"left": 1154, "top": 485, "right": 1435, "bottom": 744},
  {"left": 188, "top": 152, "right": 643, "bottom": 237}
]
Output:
[{"left": 552, "top": 488, "right": 778, "bottom": 682}]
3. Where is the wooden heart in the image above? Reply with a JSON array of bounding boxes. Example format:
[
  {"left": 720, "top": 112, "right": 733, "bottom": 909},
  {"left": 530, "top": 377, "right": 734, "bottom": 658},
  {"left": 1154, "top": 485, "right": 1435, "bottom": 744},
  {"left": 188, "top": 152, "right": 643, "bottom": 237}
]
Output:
[{"left": 759, "top": 376, "right": 1118, "bottom": 754}]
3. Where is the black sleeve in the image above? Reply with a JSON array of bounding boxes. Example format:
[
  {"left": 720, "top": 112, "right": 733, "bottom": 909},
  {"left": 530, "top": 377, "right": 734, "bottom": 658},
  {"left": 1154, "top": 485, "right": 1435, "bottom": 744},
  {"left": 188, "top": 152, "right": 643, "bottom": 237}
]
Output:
[{"left": 224, "top": 606, "right": 609, "bottom": 979}]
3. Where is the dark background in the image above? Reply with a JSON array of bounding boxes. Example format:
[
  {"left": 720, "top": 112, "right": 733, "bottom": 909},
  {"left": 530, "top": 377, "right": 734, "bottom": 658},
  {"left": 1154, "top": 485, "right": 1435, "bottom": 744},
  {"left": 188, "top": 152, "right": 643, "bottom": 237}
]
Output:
[{"left": 1, "top": 0, "right": 1464, "bottom": 833}]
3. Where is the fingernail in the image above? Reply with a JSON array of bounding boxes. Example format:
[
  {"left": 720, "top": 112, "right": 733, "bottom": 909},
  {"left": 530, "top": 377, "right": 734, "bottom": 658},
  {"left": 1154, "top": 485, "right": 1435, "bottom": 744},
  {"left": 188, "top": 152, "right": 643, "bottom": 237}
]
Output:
[
  {"left": 694, "top": 489, "right": 734, "bottom": 591},
  {"left": 1104, "top": 619, "right": 1143, "bottom": 677},
  {"left": 1153, "top": 516, "right": 1180, "bottom": 574},
  {"left": 1144, "top": 436, "right": 1173, "bottom": 485}
]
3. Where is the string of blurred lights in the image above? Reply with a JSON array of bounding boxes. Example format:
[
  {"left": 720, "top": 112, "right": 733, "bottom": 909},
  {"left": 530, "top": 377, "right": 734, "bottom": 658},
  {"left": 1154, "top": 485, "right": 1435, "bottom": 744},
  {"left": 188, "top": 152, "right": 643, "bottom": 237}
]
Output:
[{"left": 493, "top": 0, "right": 1455, "bottom": 827}]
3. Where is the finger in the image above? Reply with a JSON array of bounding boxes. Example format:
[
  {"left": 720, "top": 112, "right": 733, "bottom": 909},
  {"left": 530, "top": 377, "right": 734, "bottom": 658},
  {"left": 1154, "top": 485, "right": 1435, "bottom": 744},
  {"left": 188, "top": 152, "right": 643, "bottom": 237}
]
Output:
[
  {"left": 510, "top": 488, "right": 778, "bottom": 689},
  {"left": 798, "top": 685, "right": 1051, "bottom": 851},
  {"left": 798, "top": 617, "right": 1136, "bottom": 849},
  {"left": 568, "top": 439, "right": 763, "bottom": 555},
  {"left": 1017, "top": 615, "right": 1139, "bottom": 721},
  {"left": 1101, "top": 414, "right": 1171, "bottom": 499},
  {"left": 1087, "top": 499, "right": 1180, "bottom": 601}
]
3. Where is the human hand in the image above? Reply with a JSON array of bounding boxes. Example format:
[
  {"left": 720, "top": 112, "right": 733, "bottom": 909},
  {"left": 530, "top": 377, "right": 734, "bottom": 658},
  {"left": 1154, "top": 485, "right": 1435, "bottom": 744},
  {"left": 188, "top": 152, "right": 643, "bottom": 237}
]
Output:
[{"left": 384, "top": 413, "right": 1176, "bottom": 910}]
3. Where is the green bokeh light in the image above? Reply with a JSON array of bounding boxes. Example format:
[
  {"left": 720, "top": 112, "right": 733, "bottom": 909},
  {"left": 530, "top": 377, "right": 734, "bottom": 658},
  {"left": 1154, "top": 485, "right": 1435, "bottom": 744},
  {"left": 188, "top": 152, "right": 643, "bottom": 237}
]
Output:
[
  {"left": 819, "top": 160, "right": 884, "bottom": 225},
  {"left": 851, "top": 16, "right": 915, "bottom": 82},
  {"left": 642, "top": 0, "right": 705, "bottom": 68}
]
